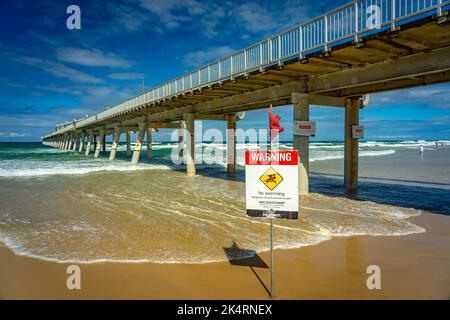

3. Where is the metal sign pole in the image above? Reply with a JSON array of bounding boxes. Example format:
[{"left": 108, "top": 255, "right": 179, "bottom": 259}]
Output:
[
  {"left": 269, "top": 140, "right": 274, "bottom": 299},
  {"left": 270, "top": 215, "right": 274, "bottom": 299}
]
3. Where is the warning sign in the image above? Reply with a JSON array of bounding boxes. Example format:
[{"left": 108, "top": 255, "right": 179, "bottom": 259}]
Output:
[
  {"left": 135, "top": 140, "right": 142, "bottom": 151},
  {"left": 294, "top": 121, "right": 316, "bottom": 137},
  {"left": 111, "top": 141, "right": 117, "bottom": 150},
  {"left": 260, "top": 167, "right": 284, "bottom": 191},
  {"left": 245, "top": 150, "right": 299, "bottom": 219},
  {"left": 352, "top": 125, "right": 364, "bottom": 139}
]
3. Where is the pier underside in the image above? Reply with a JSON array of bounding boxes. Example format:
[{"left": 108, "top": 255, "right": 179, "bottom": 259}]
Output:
[{"left": 43, "top": 13, "right": 450, "bottom": 196}]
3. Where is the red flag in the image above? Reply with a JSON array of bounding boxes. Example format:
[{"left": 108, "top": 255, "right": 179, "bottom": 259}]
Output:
[{"left": 269, "top": 104, "right": 284, "bottom": 142}]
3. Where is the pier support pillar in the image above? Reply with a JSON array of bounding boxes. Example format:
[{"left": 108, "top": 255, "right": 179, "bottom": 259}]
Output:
[
  {"left": 102, "top": 134, "right": 106, "bottom": 152},
  {"left": 292, "top": 92, "right": 310, "bottom": 195},
  {"left": 79, "top": 132, "right": 85, "bottom": 152},
  {"left": 131, "top": 122, "right": 148, "bottom": 164},
  {"left": 227, "top": 114, "right": 236, "bottom": 176},
  {"left": 126, "top": 132, "right": 131, "bottom": 156},
  {"left": 93, "top": 135, "right": 97, "bottom": 151},
  {"left": 94, "top": 130, "right": 104, "bottom": 158},
  {"left": 85, "top": 133, "right": 93, "bottom": 156},
  {"left": 146, "top": 127, "right": 152, "bottom": 160},
  {"left": 344, "top": 98, "right": 361, "bottom": 197},
  {"left": 68, "top": 135, "right": 73, "bottom": 151},
  {"left": 184, "top": 113, "right": 196, "bottom": 177},
  {"left": 73, "top": 134, "right": 79, "bottom": 151},
  {"left": 109, "top": 127, "right": 121, "bottom": 161},
  {"left": 178, "top": 128, "right": 184, "bottom": 163}
]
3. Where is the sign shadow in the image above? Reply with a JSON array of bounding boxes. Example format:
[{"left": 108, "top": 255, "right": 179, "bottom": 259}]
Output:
[{"left": 223, "top": 241, "right": 270, "bottom": 297}]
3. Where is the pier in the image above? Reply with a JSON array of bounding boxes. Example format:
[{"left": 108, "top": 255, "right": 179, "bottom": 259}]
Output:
[{"left": 42, "top": 0, "right": 450, "bottom": 196}]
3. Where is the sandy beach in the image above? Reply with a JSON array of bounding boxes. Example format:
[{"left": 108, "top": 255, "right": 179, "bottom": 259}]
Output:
[{"left": 1, "top": 213, "right": 449, "bottom": 300}]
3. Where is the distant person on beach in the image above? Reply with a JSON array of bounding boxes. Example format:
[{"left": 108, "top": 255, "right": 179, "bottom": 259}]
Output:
[{"left": 419, "top": 145, "right": 424, "bottom": 155}]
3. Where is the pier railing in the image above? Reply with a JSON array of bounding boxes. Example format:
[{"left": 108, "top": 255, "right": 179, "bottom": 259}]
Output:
[{"left": 44, "top": 0, "right": 449, "bottom": 139}]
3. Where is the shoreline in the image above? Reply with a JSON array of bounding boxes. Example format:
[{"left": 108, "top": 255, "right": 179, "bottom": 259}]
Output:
[{"left": 1, "top": 213, "right": 449, "bottom": 300}]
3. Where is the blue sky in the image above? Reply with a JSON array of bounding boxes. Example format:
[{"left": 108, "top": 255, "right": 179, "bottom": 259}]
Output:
[{"left": 0, "top": 0, "right": 449, "bottom": 142}]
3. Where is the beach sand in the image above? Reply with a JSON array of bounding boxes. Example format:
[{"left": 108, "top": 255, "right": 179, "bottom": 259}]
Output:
[{"left": 1, "top": 213, "right": 449, "bottom": 300}]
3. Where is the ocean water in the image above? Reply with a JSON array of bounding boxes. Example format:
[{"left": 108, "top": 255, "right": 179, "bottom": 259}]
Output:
[{"left": 0, "top": 140, "right": 449, "bottom": 264}]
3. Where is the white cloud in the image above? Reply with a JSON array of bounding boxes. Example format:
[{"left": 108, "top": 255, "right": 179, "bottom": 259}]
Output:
[
  {"left": 19, "top": 56, "right": 103, "bottom": 84},
  {"left": 236, "top": 3, "right": 277, "bottom": 32},
  {"left": 56, "top": 47, "right": 133, "bottom": 69},
  {"left": 108, "top": 72, "right": 145, "bottom": 80},
  {"left": 0, "top": 132, "right": 29, "bottom": 138},
  {"left": 371, "top": 85, "right": 450, "bottom": 109},
  {"left": 183, "top": 46, "right": 236, "bottom": 68}
]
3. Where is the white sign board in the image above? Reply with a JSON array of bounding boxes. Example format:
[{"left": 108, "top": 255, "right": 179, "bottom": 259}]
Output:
[
  {"left": 294, "top": 121, "right": 316, "bottom": 137},
  {"left": 352, "top": 125, "right": 364, "bottom": 139},
  {"left": 245, "top": 151, "right": 299, "bottom": 219}
]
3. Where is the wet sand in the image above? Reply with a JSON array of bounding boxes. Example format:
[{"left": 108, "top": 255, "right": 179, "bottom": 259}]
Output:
[{"left": 1, "top": 213, "right": 449, "bottom": 300}]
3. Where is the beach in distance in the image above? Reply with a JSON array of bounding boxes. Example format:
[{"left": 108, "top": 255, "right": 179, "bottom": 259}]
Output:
[{"left": 0, "top": 140, "right": 449, "bottom": 299}]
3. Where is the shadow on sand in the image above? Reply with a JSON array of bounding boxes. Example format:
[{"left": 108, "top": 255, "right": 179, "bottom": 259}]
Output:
[{"left": 223, "top": 241, "right": 270, "bottom": 297}]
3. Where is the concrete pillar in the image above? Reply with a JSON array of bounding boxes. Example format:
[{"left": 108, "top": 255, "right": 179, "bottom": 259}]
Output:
[
  {"left": 102, "top": 134, "right": 106, "bottom": 152},
  {"left": 68, "top": 135, "right": 74, "bottom": 151},
  {"left": 85, "top": 133, "right": 93, "bottom": 156},
  {"left": 63, "top": 136, "right": 68, "bottom": 149},
  {"left": 72, "top": 134, "right": 79, "bottom": 151},
  {"left": 146, "top": 128, "right": 152, "bottom": 160},
  {"left": 131, "top": 122, "right": 148, "bottom": 164},
  {"left": 78, "top": 132, "right": 85, "bottom": 152},
  {"left": 184, "top": 113, "right": 196, "bottom": 177},
  {"left": 292, "top": 92, "right": 310, "bottom": 195},
  {"left": 344, "top": 98, "right": 361, "bottom": 197},
  {"left": 94, "top": 130, "right": 104, "bottom": 158},
  {"left": 109, "top": 127, "right": 121, "bottom": 161},
  {"left": 227, "top": 114, "right": 236, "bottom": 175},
  {"left": 126, "top": 132, "right": 131, "bottom": 156},
  {"left": 178, "top": 128, "right": 184, "bottom": 163},
  {"left": 93, "top": 135, "right": 97, "bottom": 151}
]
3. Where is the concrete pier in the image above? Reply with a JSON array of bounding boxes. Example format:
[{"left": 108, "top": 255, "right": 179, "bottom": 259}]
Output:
[
  {"left": 126, "top": 132, "right": 131, "bottom": 156},
  {"left": 72, "top": 134, "right": 79, "bottom": 151},
  {"left": 68, "top": 135, "right": 73, "bottom": 151},
  {"left": 146, "top": 127, "right": 152, "bottom": 160},
  {"left": 85, "top": 133, "right": 93, "bottom": 156},
  {"left": 109, "top": 127, "right": 121, "bottom": 161},
  {"left": 178, "top": 128, "right": 184, "bottom": 163},
  {"left": 226, "top": 114, "right": 236, "bottom": 176},
  {"left": 92, "top": 135, "right": 96, "bottom": 151},
  {"left": 79, "top": 132, "right": 85, "bottom": 152},
  {"left": 102, "top": 135, "right": 106, "bottom": 152},
  {"left": 292, "top": 92, "right": 310, "bottom": 195},
  {"left": 41, "top": 7, "right": 450, "bottom": 198},
  {"left": 131, "top": 122, "right": 148, "bottom": 164},
  {"left": 184, "top": 114, "right": 196, "bottom": 176},
  {"left": 94, "top": 130, "right": 104, "bottom": 159},
  {"left": 344, "top": 98, "right": 362, "bottom": 196}
]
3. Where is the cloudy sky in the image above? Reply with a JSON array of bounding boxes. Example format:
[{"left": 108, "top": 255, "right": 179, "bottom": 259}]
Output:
[{"left": 0, "top": 0, "right": 449, "bottom": 142}]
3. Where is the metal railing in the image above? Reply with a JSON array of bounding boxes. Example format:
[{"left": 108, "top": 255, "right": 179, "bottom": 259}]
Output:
[{"left": 44, "top": 0, "right": 448, "bottom": 139}]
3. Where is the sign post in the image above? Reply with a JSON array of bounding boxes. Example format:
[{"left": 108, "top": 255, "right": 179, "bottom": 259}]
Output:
[{"left": 245, "top": 150, "right": 299, "bottom": 298}]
